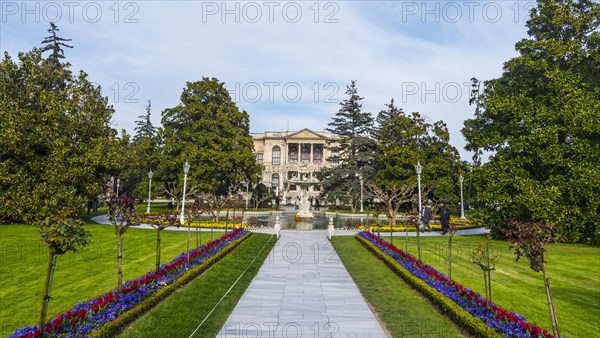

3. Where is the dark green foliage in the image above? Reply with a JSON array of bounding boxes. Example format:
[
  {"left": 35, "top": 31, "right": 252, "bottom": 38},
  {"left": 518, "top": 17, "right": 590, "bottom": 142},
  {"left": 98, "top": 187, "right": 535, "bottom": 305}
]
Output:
[
  {"left": 462, "top": 0, "right": 600, "bottom": 243},
  {"left": 0, "top": 49, "right": 124, "bottom": 223},
  {"left": 321, "top": 80, "right": 376, "bottom": 211},
  {"left": 157, "top": 77, "right": 262, "bottom": 202},
  {"left": 37, "top": 217, "right": 91, "bottom": 255},
  {"left": 40, "top": 22, "right": 72, "bottom": 69},
  {"left": 371, "top": 101, "right": 462, "bottom": 221}
]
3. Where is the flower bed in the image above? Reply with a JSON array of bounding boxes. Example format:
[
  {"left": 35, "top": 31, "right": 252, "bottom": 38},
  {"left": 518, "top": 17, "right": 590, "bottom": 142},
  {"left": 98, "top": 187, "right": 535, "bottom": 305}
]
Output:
[
  {"left": 140, "top": 213, "right": 246, "bottom": 229},
  {"left": 11, "top": 228, "right": 249, "bottom": 338},
  {"left": 357, "top": 231, "right": 553, "bottom": 338},
  {"left": 371, "top": 223, "right": 482, "bottom": 232}
]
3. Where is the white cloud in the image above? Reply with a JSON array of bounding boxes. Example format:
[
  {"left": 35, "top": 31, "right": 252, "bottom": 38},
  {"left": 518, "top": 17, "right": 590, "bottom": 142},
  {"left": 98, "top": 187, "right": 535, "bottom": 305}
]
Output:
[{"left": 1, "top": 0, "right": 532, "bottom": 161}]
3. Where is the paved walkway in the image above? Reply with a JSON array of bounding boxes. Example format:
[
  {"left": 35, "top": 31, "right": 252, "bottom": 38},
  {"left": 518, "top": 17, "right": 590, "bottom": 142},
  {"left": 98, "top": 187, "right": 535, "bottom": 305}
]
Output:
[{"left": 218, "top": 230, "right": 388, "bottom": 338}]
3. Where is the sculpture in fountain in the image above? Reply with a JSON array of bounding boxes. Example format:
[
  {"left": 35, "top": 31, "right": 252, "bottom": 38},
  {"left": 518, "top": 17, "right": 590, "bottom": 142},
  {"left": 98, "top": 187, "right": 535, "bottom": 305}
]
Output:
[{"left": 288, "top": 168, "right": 319, "bottom": 219}]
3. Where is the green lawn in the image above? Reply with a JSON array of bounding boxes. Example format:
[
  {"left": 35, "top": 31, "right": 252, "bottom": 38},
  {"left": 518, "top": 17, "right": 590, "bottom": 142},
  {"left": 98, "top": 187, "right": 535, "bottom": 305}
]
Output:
[
  {"left": 378, "top": 234, "right": 600, "bottom": 338},
  {"left": 0, "top": 223, "right": 223, "bottom": 337},
  {"left": 120, "top": 233, "right": 276, "bottom": 337},
  {"left": 331, "top": 236, "right": 465, "bottom": 337}
]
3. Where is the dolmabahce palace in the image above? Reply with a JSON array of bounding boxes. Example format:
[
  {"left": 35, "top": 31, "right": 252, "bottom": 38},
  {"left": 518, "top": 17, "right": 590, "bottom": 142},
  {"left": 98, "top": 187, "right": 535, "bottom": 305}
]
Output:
[{"left": 252, "top": 128, "right": 339, "bottom": 202}]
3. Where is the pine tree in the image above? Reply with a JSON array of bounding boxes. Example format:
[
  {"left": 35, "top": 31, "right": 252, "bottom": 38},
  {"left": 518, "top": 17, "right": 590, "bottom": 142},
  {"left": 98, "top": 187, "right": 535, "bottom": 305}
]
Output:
[
  {"left": 134, "top": 99, "right": 157, "bottom": 143},
  {"left": 321, "top": 80, "right": 376, "bottom": 211},
  {"left": 40, "top": 22, "right": 72, "bottom": 68}
]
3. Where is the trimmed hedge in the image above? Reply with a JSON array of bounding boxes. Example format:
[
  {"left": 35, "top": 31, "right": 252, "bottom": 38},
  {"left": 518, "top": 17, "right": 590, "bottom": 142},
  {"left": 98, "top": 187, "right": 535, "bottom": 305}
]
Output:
[
  {"left": 356, "top": 234, "right": 502, "bottom": 338},
  {"left": 89, "top": 232, "right": 252, "bottom": 338}
]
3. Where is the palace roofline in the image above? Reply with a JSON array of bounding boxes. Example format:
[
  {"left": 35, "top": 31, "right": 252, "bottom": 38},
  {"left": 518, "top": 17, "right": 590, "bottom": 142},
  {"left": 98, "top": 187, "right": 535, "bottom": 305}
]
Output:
[{"left": 251, "top": 128, "right": 339, "bottom": 140}]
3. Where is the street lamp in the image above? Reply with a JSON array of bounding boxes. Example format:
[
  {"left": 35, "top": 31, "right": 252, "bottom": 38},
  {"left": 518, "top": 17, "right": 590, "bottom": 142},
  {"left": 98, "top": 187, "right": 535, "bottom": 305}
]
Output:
[
  {"left": 243, "top": 180, "right": 249, "bottom": 208},
  {"left": 359, "top": 175, "right": 364, "bottom": 213},
  {"left": 180, "top": 161, "right": 190, "bottom": 225},
  {"left": 459, "top": 175, "right": 466, "bottom": 220},
  {"left": 116, "top": 178, "right": 120, "bottom": 197},
  {"left": 146, "top": 171, "right": 153, "bottom": 213},
  {"left": 415, "top": 162, "right": 423, "bottom": 214}
]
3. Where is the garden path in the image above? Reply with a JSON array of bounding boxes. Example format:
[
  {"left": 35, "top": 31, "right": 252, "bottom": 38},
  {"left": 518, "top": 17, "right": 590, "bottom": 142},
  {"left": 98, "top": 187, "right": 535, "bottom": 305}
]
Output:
[{"left": 217, "top": 230, "right": 388, "bottom": 337}]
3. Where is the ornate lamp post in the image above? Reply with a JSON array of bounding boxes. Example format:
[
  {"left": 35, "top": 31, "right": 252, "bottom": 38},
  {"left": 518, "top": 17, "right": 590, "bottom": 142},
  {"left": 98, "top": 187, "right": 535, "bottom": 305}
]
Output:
[
  {"left": 146, "top": 171, "right": 153, "bottom": 213},
  {"left": 116, "top": 178, "right": 120, "bottom": 197},
  {"left": 459, "top": 175, "right": 466, "bottom": 220},
  {"left": 359, "top": 175, "right": 364, "bottom": 213},
  {"left": 415, "top": 162, "right": 423, "bottom": 214},
  {"left": 180, "top": 161, "right": 190, "bottom": 226},
  {"left": 243, "top": 179, "right": 249, "bottom": 208}
]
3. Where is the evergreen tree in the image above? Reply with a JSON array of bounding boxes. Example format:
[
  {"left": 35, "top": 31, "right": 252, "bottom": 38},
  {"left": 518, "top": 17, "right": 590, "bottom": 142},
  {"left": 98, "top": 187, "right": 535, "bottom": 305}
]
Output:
[
  {"left": 127, "top": 100, "right": 160, "bottom": 203},
  {"left": 134, "top": 100, "right": 157, "bottom": 143},
  {"left": 40, "top": 22, "right": 72, "bottom": 68},
  {"left": 321, "top": 81, "right": 376, "bottom": 211},
  {"left": 462, "top": 0, "right": 600, "bottom": 243}
]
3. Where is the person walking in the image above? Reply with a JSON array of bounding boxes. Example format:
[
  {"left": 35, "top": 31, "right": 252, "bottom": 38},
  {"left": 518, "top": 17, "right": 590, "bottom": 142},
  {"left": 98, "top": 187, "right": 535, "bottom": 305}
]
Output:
[
  {"left": 421, "top": 203, "right": 432, "bottom": 232},
  {"left": 439, "top": 202, "right": 451, "bottom": 235}
]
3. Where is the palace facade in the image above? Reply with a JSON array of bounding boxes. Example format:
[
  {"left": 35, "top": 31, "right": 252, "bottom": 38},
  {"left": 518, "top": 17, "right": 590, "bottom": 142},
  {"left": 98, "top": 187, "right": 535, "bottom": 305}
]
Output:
[{"left": 252, "top": 128, "right": 339, "bottom": 202}]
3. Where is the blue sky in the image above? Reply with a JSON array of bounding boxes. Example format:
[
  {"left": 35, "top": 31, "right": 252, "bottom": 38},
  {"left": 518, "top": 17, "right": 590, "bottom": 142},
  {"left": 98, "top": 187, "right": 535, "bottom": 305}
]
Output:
[{"left": 1, "top": 1, "right": 534, "bottom": 161}]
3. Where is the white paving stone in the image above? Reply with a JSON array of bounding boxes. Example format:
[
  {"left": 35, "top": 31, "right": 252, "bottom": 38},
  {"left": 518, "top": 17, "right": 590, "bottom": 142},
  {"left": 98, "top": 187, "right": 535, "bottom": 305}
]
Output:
[{"left": 218, "top": 230, "right": 388, "bottom": 338}]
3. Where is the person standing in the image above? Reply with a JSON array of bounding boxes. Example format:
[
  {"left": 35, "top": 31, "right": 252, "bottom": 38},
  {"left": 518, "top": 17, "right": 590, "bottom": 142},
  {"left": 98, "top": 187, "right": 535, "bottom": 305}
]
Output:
[
  {"left": 315, "top": 197, "right": 320, "bottom": 211},
  {"left": 439, "top": 202, "right": 451, "bottom": 235},
  {"left": 421, "top": 203, "right": 432, "bottom": 232}
]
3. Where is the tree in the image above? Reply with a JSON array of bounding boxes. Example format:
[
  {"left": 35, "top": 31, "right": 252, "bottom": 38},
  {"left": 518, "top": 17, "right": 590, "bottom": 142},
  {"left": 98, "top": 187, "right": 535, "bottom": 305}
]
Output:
[
  {"left": 2, "top": 30, "right": 123, "bottom": 333},
  {"left": 128, "top": 100, "right": 159, "bottom": 201},
  {"left": 37, "top": 217, "right": 90, "bottom": 330},
  {"left": 40, "top": 22, "right": 72, "bottom": 69},
  {"left": 446, "top": 221, "right": 458, "bottom": 280},
  {"left": 158, "top": 77, "right": 261, "bottom": 207},
  {"left": 371, "top": 101, "right": 461, "bottom": 224},
  {"left": 0, "top": 48, "right": 124, "bottom": 223},
  {"left": 321, "top": 80, "right": 376, "bottom": 211},
  {"left": 471, "top": 235, "right": 498, "bottom": 308},
  {"left": 462, "top": 0, "right": 600, "bottom": 243},
  {"left": 144, "top": 212, "right": 174, "bottom": 271},
  {"left": 106, "top": 194, "right": 140, "bottom": 292},
  {"left": 503, "top": 221, "right": 562, "bottom": 338}
]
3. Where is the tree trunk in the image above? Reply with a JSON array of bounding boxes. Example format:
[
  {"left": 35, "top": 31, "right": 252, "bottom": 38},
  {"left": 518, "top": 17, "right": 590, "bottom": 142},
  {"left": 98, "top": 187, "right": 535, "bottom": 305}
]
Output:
[
  {"left": 416, "top": 229, "right": 421, "bottom": 261},
  {"left": 39, "top": 252, "right": 57, "bottom": 330},
  {"left": 542, "top": 262, "right": 560, "bottom": 338},
  {"left": 448, "top": 236, "right": 453, "bottom": 280},
  {"left": 486, "top": 240, "right": 492, "bottom": 304},
  {"left": 225, "top": 207, "right": 230, "bottom": 233},
  {"left": 483, "top": 270, "right": 489, "bottom": 301},
  {"left": 155, "top": 229, "right": 161, "bottom": 271},
  {"left": 117, "top": 233, "right": 123, "bottom": 292},
  {"left": 187, "top": 221, "right": 191, "bottom": 263},
  {"left": 388, "top": 203, "right": 396, "bottom": 226}
]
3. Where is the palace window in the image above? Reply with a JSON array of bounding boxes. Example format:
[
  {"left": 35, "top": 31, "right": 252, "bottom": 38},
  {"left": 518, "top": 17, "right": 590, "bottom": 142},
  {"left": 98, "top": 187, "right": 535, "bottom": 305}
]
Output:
[
  {"left": 256, "top": 153, "right": 263, "bottom": 163},
  {"left": 271, "top": 173, "right": 279, "bottom": 188},
  {"left": 272, "top": 146, "right": 281, "bottom": 165},
  {"left": 313, "top": 146, "right": 323, "bottom": 164},
  {"left": 288, "top": 144, "right": 298, "bottom": 163},
  {"left": 301, "top": 144, "right": 310, "bottom": 161}
]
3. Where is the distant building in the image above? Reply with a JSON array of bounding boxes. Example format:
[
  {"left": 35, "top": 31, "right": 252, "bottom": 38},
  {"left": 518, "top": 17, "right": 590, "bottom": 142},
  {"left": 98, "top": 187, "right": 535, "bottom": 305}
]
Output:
[{"left": 252, "top": 128, "right": 339, "bottom": 202}]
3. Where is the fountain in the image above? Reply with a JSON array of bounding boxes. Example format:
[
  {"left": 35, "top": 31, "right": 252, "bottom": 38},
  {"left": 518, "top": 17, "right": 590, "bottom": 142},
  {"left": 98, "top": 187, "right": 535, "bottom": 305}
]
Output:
[{"left": 288, "top": 169, "right": 319, "bottom": 220}]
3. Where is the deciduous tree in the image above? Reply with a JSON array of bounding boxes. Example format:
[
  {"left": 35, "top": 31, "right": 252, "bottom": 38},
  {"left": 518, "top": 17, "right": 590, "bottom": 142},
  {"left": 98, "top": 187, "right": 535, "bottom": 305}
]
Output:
[{"left": 158, "top": 77, "right": 261, "bottom": 208}]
